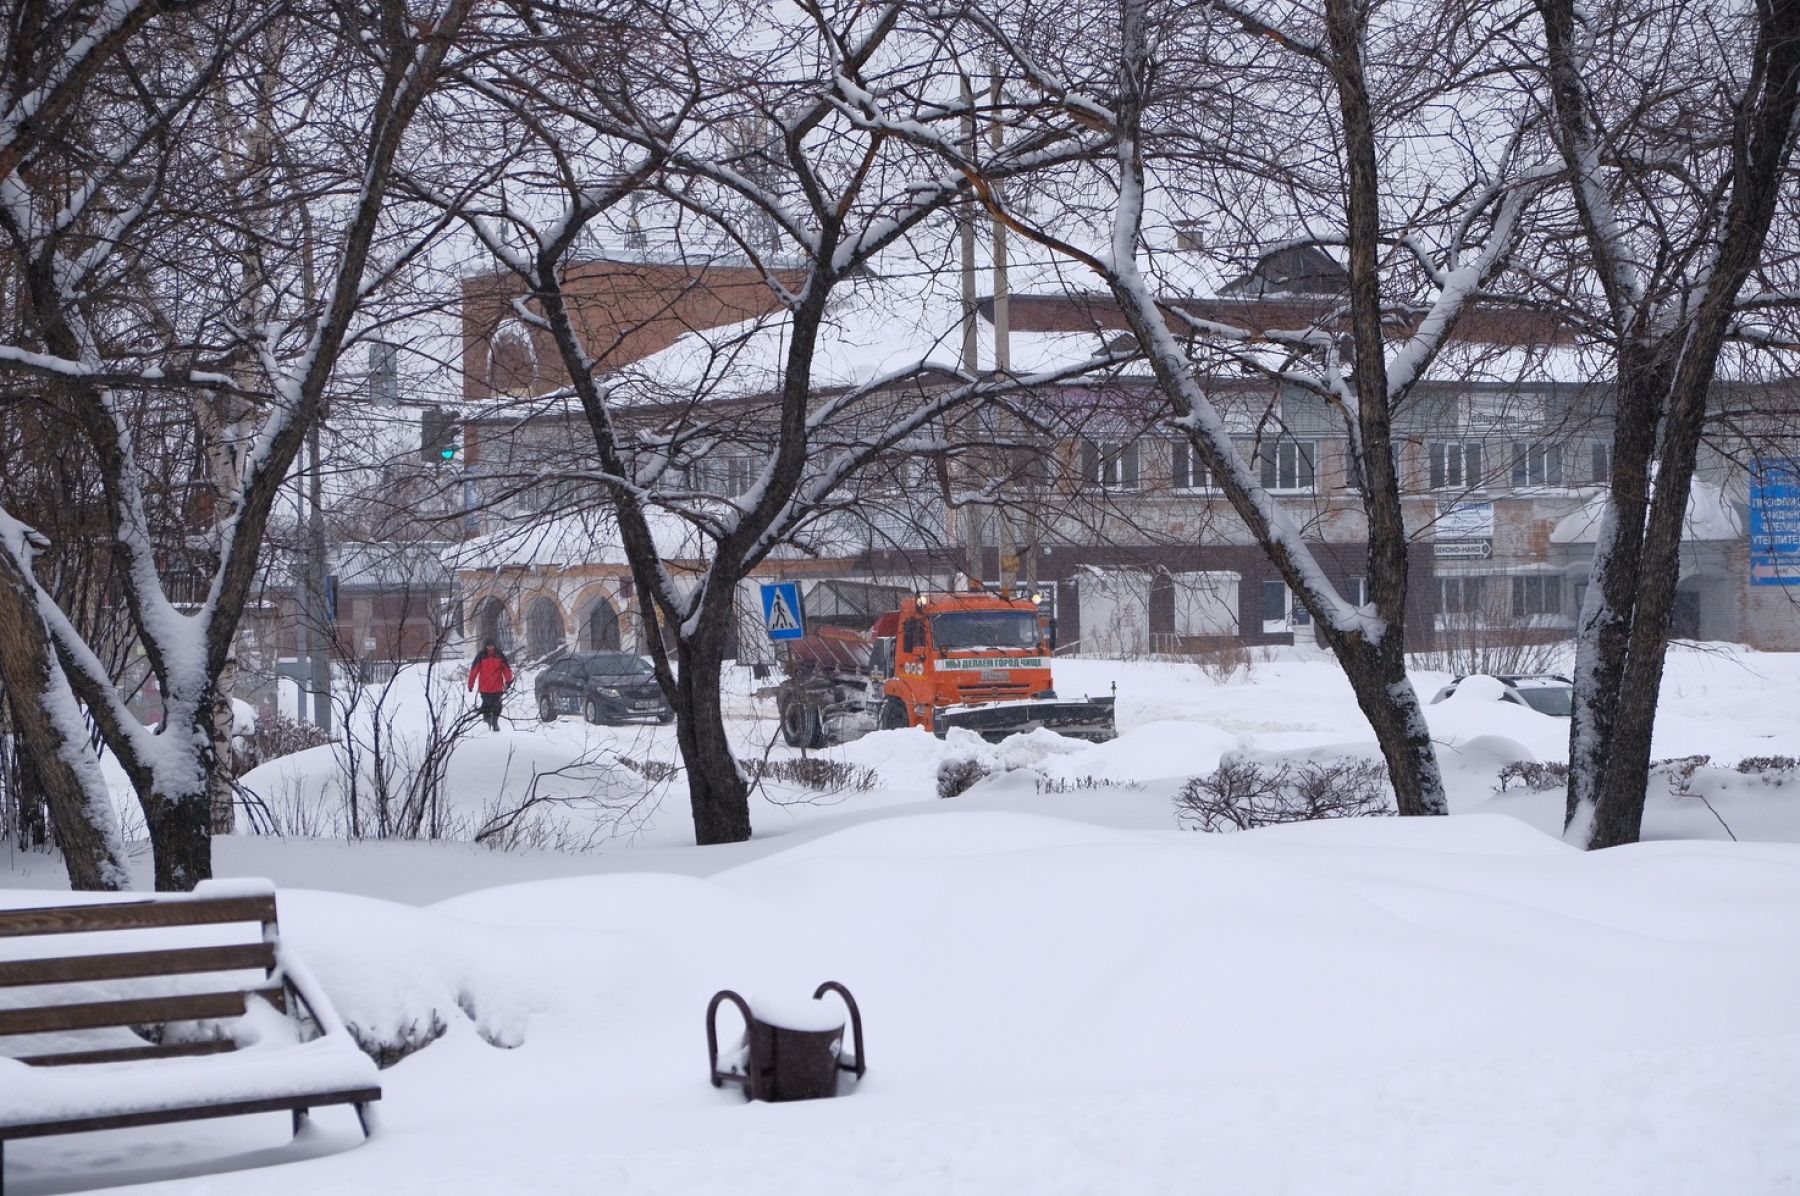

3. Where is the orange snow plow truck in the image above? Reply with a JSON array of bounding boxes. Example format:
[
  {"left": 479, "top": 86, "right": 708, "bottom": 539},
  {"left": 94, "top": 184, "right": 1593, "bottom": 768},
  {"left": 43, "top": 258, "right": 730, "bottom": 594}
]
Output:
[{"left": 771, "top": 586, "right": 1116, "bottom": 749}]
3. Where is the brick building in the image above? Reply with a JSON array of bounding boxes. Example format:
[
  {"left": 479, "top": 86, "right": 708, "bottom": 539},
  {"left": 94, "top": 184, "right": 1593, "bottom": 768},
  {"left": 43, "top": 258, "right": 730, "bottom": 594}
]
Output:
[{"left": 445, "top": 248, "right": 1800, "bottom": 660}]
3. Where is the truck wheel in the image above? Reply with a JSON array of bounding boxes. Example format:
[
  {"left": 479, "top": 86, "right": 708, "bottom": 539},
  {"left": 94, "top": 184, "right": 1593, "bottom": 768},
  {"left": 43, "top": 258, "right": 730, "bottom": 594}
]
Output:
[
  {"left": 538, "top": 696, "right": 556, "bottom": 723},
  {"left": 782, "top": 700, "right": 828, "bottom": 749},
  {"left": 878, "top": 697, "right": 909, "bottom": 731},
  {"left": 780, "top": 700, "right": 809, "bottom": 747}
]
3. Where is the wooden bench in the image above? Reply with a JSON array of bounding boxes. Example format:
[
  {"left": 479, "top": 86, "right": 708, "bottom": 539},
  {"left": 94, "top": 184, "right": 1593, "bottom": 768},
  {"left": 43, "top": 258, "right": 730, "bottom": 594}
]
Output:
[{"left": 0, "top": 881, "right": 380, "bottom": 1193}]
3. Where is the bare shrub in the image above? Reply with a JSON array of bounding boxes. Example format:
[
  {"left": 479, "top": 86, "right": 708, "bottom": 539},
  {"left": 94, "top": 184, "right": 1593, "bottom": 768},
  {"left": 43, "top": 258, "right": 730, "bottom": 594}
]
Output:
[
  {"left": 473, "top": 749, "right": 653, "bottom": 849},
  {"left": 744, "top": 757, "right": 879, "bottom": 793},
  {"left": 616, "top": 756, "right": 680, "bottom": 784},
  {"left": 1035, "top": 775, "right": 1146, "bottom": 793},
  {"left": 1176, "top": 756, "right": 1393, "bottom": 832},
  {"left": 1734, "top": 756, "right": 1799, "bottom": 780},
  {"left": 248, "top": 715, "right": 336, "bottom": 765},
  {"left": 330, "top": 657, "right": 483, "bottom": 841},
  {"left": 473, "top": 805, "right": 607, "bottom": 854},
  {"left": 238, "top": 776, "right": 343, "bottom": 838},
  {"left": 1496, "top": 761, "right": 1571, "bottom": 793},
  {"left": 1192, "top": 642, "right": 1254, "bottom": 685},
  {"left": 347, "top": 1012, "right": 449, "bottom": 1070},
  {"left": 937, "top": 755, "right": 992, "bottom": 799},
  {"left": 1411, "top": 603, "right": 1570, "bottom": 678},
  {"left": 1650, "top": 755, "right": 1712, "bottom": 795}
]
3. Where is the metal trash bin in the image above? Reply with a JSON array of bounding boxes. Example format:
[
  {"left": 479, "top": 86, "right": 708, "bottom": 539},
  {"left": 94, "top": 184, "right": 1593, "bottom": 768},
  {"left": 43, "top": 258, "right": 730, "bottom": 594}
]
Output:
[{"left": 707, "top": 981, "right": 866, "bottom": 1102}]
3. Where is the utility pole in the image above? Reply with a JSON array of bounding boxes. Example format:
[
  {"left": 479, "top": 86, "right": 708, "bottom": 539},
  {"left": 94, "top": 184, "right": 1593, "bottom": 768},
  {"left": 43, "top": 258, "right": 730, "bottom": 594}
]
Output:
[
  {"left": 306, "top": 419, "right": 331, "bottom": 732},
  {"left": 959, "top": 72, "right": 984, "bottom": 585},
  {"left": 989, "top": 70, "right": 1018, "bottom": 594},
  {"left": 990, "top": 70, "right": 1010, "bottom": 379},
  {"left": 292, "top": 468, "right": 312, "bottom": 723}
]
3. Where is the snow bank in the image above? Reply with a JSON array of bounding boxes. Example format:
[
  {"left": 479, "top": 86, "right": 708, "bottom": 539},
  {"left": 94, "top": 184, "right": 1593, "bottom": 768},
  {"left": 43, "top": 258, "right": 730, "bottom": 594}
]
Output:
[
  {"left": 276, "top": 890, "right": 534, "bottom": 1065},
  {"left": 18, "top": 810, "right": 1794, "bottom": 1194},
  {"left": 220, "top": 646, "right": 1800, "bottom": 863}
]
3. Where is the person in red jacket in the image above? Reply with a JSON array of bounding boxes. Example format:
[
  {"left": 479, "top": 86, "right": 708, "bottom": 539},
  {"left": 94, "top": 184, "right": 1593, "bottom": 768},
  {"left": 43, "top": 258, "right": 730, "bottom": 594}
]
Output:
[{"left": 467, "top": 641, "right": 514, "bottom": 731}]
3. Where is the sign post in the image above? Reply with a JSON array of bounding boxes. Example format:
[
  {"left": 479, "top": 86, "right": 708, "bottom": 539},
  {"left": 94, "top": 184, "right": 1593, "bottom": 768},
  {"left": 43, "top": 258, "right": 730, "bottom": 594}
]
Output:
[{"left": 760, "top": 582, "right": 807, "bottom": 641}]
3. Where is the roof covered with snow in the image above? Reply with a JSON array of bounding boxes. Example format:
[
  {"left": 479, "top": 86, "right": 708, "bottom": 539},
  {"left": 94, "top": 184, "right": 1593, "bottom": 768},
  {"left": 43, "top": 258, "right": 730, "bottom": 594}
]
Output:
[{"left": 1551, "top": 478, "right": 1746, "bottom": 545}]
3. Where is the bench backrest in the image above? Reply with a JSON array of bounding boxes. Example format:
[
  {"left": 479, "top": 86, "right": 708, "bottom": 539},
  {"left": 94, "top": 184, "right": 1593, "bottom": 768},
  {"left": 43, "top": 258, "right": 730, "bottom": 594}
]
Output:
[{"left": 0, "top": 894, "right": 294, "bottom": 1067}]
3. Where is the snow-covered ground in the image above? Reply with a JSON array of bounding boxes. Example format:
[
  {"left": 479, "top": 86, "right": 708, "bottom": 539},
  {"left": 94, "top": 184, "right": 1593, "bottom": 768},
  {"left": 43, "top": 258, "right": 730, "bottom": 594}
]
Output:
[{"left": 4, "top": 643, "right": 1799, "bottom": 1193}]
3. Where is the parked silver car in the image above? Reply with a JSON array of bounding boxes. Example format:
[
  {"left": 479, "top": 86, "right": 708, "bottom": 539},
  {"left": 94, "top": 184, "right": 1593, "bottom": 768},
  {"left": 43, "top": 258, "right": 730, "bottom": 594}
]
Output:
[{"left": 1429, "top": 674, "right": 1574, "bottom": 717}]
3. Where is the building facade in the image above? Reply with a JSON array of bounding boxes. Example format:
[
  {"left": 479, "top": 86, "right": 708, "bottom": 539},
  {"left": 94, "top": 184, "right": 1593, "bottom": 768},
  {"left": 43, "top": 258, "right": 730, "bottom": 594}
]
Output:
[{"left": 444, "top": 252, "right": 1800, "bottom": 660}]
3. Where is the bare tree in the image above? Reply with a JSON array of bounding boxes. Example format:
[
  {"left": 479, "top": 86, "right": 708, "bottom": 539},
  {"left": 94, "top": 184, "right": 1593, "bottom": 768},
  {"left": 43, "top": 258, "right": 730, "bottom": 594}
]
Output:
[
  {"left": 0, "top": 0, "right": 476, "bottom": 888},
  {"left": 1529, "top": 0, "right": 1800, "bottom": 846},
  {"left": 435, "top": 0, "right": 1117, "bottom": 844},
  {"left": 914, "top": 0, "right": 1558, "bottom": 813}
]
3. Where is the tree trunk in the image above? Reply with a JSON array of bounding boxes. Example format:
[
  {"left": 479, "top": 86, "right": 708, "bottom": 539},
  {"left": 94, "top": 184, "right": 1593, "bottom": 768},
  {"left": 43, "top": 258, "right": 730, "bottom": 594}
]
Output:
[
  {"left": 146, "top": 786, "right": 213, "bottom": 892},
  {"left": 209, "top": 685, "right": 238, "bottom": 836},
  {"left": 12, "top": 750, "right": 50, "bottom": 848},
  {"left": 671, "top": 626, "right": 752, "bottom": 846},
  {"left": 1589, "top": 338, "right": 1736, "bottom": 847},
  {"left": 140, "top": 689, "right": 219, "bottom": 890},
  {"left": 0, "top": 551, "right": 129, "bottom": 890},
  {"left": 1323, "top": 628, "right": 1446, "bottom": 817},
  {"left": 1563, "top": 366, "right": 1659, "bottom": 836}
]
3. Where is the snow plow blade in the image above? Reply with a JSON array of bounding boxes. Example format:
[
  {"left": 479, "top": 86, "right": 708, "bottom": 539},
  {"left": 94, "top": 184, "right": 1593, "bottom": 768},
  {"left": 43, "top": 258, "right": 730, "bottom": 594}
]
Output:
[{"left": 935, "top": 697, "right": 1117, "bottom": 743}]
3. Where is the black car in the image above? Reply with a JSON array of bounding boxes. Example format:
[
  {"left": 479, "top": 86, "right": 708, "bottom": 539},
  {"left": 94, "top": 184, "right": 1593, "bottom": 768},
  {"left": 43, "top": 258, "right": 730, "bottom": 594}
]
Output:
[{"left": 535, "top": 652, "right": 673, "bottom": 725}]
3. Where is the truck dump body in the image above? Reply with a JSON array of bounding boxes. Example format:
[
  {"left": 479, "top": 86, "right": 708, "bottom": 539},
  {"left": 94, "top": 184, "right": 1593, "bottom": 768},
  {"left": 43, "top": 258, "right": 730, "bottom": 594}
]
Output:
[{"left": 786, "top": 623, "right": 872, "bottom": 675}]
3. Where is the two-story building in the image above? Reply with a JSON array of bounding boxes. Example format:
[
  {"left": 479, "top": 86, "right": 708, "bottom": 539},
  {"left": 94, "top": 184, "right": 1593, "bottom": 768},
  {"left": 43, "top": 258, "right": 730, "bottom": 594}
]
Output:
[{"left": 441, "top": 245, "right": 1800, "bottom": 661}]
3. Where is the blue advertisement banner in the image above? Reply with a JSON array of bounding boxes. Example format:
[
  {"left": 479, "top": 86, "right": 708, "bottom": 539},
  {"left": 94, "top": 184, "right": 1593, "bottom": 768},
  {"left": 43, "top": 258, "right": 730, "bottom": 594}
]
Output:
[{"left": 1749, "top": 459, "right": 1800, "bottom": 586}]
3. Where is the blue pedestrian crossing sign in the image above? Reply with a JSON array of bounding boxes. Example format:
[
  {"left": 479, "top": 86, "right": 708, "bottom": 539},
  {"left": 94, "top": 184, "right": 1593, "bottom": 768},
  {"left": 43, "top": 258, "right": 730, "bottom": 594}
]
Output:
[{"left": 759, "top": 582, "right": 807, "bottom": 641}]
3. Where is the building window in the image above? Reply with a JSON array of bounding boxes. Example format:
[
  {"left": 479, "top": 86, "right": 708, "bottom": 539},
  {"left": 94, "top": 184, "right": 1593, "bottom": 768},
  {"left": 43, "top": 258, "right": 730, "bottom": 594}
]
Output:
[
  {"left": 1171, "top": 440, "right": 1217, "bottom": 491},
  {"left": 681, "top": 454, "right": 756, "bottom": 497},
  {"left": 1512, "top": 575, "right": 1562, "bottom": 617},
  {"left": 1437, "top": 575, "right": 1487, "bottom": 615},
  {"left": 1429, "top": 442, "right": 1484, "bottom": 491},
  {"left": 1170, "top": 571, "right": 1240, "bottom": 637},
  {"left": 723, "top": 456, "right": 754, "bottom": 497},
  {"left": 1511, "top": 442, "right": 1564, "bottom": 487},
  {"left": 1255, "top": 440, "right": 1316, "bottom": 493},
  {"left": 525, "top": 596, "right": 566, "bottom": 659},
  {"left": 1260, "top": 580, "right": 1312, "bottom": 633},
  {"left": 1346, "top": 576, "right": 1367, "bottom": 607},
  {"left": 1081, "top": 440, "right": 1140, "bottom": 490},
  {"left": 1589, "top": 441, "right": 1611, "bottom": 484}
]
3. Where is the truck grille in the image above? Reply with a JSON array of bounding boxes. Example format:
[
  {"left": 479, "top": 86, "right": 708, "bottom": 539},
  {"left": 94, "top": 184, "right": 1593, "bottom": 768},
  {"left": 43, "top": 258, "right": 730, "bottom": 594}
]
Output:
[{"left": 957, "top": 684, "right": 1034, "bottom": 701}]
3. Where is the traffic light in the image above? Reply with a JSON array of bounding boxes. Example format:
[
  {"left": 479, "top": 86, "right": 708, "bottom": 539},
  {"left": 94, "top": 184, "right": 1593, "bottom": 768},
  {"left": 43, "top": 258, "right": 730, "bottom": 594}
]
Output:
[{"left": 420, "top": 407, "right": 462, "bottom": 463}]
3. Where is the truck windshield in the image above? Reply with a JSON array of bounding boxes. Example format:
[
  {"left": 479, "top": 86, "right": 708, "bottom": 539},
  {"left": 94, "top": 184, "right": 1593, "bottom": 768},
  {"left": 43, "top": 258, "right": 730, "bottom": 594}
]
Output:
[{"left": 932, "top": 611, "right": 1041, "bottom": 651}]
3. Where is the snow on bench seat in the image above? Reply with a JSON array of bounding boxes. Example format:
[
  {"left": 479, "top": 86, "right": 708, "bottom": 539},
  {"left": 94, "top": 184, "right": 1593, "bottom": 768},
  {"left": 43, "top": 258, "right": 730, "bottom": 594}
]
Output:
[
  {"left": 0, "top": 880, "right": 380, "bottom": 1188},
  {"left": 0, "top": 1020, "right": 378, "bottom": 1131}
]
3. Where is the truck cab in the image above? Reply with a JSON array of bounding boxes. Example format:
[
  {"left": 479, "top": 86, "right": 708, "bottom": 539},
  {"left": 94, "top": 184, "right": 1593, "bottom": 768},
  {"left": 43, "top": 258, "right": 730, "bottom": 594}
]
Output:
[{"left": 878, "top": 593, "right": 1056, "bottom": 732}]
